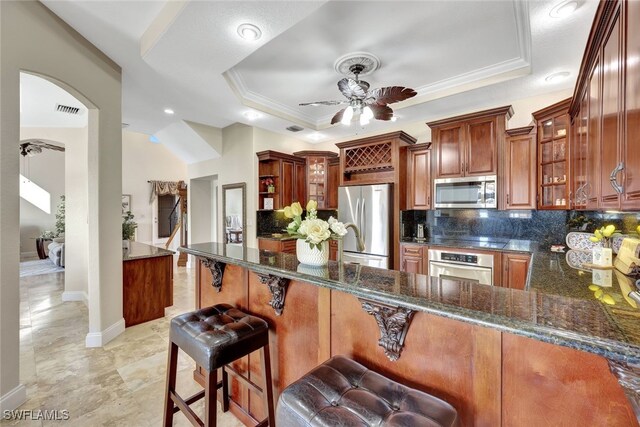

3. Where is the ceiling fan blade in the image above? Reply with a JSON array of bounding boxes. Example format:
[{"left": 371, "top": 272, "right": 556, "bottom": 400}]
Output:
[
  {"left": 40, "top": 143, "right": 65, "bottom": 152},
  {"left": 330, "top": 108, "right": 346, "bottom": 125},
  {"left": 338, "top": 78, "right": 367, "bottom": 99},
  {"left": 299, "top": 100, "right": 347, "bottom": 106},
  {"left": 369, "top": 104, "right": 394, "bottom": 121},
  {"left": 366, "top": 86, "right": 417, "bottom": 105}
]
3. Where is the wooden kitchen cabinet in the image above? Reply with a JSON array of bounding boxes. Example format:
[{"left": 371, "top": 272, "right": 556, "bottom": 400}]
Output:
[
  {"left": 256, "top": 151, "right": 305, "bottom": 210},
  {"left": 502, "top": 253, "right": 530, "bottom": 290},
  {"left": 258, "top": 238, "right": 296, "bottom": 254},
  {"left": 571, "top": 90, "right": 589, "bottom": 210},
  {"left": 533, "top": 99, "right": 572, "bottom": 210},
  {"left": 400, "top": 243, "right": 428, "bottom": 275},
  {"left": 326, "top": 157, "right": 340, "bottom": 209},
  {"left": 504, "top": 126, "right": 536, "bottom": 210},
  {"left": 428, "top": 106, "right": 512, "bottom": 179},
  {"left": 569, "top": 0, "right": 640, "bottom": 211},
  {"left": 406, "top": 143, "right": 432, "bottom": 210},
  {"left": 293, "top": 151, "right": 339, "bottom": 209}
]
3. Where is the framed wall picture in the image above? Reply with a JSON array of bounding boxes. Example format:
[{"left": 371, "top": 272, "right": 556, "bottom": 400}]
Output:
[
  {"left": 122, "top": 194, "right": 131, "bottom": 214},
  {"left": 263, "top": 198, "right": 274, "bottom": 210}
]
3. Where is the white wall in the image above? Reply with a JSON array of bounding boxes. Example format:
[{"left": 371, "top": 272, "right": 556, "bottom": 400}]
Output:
[
  {"left": 18, "top": 146, "right": 65, "bottom": 255},
  {"left": 1, "top": 1, "right": 122, "bottom": 407},
  {"left": 122, "top": 130, "right": 188, "bottom": 247}
]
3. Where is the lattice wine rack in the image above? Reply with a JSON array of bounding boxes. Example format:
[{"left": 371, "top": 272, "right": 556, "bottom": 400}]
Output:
[{"left": 344, "top": 142, "right": 393, "bottom": 173}]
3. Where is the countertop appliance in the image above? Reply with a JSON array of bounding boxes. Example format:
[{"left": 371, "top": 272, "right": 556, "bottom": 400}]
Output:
[
  {"left": 338, "top": 184, "right": 391, "bottom": 269},
  {"left": 428, "top": 248, "right": 494, "bottom": 286},
  {"left": 433, "top": 175, "right": 496, "bottom": 209}
]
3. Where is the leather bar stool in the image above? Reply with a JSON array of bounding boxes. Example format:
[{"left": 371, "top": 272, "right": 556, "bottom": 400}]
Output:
[
  {"left": 276, "top": 355, "right": 459, "bottom": 427},
  {"left": 163, "top": 304, "right": 275, "bottom": 427}
]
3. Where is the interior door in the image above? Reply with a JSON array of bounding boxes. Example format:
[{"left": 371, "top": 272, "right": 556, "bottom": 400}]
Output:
[{"left": 466, "top": 117, "right": 497, "bottom": 176}]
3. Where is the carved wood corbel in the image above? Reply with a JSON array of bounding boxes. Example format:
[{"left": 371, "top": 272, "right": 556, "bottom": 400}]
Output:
[
  {"left": 200, "top": 258, "right": 226, "bottom": 292},
  {"left": 607, "top": 359, "right": 640, "bottom": 423},
  {"left": 359, "top": 299, "right": 415, "bottom": 361},
  {"left": 257, "top": 273, "right": 289, "bottom": 316}
]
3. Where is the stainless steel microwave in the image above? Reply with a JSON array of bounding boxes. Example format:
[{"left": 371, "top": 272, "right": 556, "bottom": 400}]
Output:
[{"left": 433, "top": 175, "right": 497, "bottom": 209}]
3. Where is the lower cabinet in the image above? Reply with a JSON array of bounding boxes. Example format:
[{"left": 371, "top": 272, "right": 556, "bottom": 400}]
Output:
[
  {"left": 257, "top": 238, "right": 297, "bottom": 254},
  {"left": 400, "top": 243, "right": 428, "bottom": 274},
  {"left": 502, "top": 253, "right": 531, "bottom": 290}
]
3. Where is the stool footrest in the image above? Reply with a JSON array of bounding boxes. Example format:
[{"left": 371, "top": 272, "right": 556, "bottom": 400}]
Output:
[{"left": 170, "top": 391, "right": 204, "bottom": 427}]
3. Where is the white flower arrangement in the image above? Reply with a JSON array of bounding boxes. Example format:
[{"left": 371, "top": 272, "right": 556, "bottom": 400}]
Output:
[{"left": 284, "top": 200, "right": 348, "bottom": 250}]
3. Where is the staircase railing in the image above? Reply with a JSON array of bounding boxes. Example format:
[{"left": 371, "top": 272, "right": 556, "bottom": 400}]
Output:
[{"left": 165, "top": 198, "right": 181, "bottom": 249}]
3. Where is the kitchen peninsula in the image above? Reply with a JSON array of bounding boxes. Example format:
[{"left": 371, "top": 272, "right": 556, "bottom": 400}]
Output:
[{"left": 180, "top": 243, "right": 639, "bottom": 427}]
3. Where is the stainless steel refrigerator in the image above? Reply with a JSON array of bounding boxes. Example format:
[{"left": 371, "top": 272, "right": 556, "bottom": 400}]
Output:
[{"left": 338, "top": 184, "right": 391, "bottom": 269}]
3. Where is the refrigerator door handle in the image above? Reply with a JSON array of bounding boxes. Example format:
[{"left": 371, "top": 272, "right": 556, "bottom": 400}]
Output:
[{"left": 361, "top": 198, "right": 366, "bottom": 247}]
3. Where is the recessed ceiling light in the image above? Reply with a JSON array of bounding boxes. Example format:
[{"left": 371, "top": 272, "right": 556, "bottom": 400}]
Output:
[
  {"left": 550, "top": 0, "right": 579, "bottom": 18},
  {"left": 243, "top": 110, "right": 261, "bottom": 121},
  {"left": 545, "top": 71, "right": 570, "bottom": 83},
  {"left": 308, "top": 133, "right": 325, "bottom": 142},
  {"left": 164, "top": 108, "right": 174, "bottom": 115},
  {"left": 237, "top": 24, "right": 262, "bottom": 41}
]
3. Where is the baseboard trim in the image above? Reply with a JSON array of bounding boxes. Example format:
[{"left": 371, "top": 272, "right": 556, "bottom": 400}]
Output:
[
  {"left": 85, "top": 318, "right": 125, "bottom": 348},
  {"left": 61, "top": 291, "right": 88, "bottom": 304},
  {"left": 0, "top": 384, "right": 26, "bottom": 412}
]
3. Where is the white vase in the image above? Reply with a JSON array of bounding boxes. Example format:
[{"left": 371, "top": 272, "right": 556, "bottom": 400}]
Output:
[
  {"left": 122, "top": 239, "right": 130, "bottom": 250},
  {"left": 296, "top": 239, "right": 329, "bottom": 266}
]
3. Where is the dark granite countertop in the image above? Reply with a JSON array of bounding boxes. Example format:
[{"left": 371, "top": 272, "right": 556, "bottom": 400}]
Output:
[
  {"left": 123, "top": 241, "right": 174, "bottom": 261},
  {"left": 180, "top": 242, "right": 640, "bottom": 365}
]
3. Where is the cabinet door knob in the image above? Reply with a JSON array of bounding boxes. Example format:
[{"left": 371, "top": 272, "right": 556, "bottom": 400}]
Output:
[{"left": 609, "top": 162, "right": 624, "bottom": 195}]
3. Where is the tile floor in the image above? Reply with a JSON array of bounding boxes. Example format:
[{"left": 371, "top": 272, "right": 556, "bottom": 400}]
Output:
[{"left": 2, "top": 263, "right": 244, "bottom": 427}]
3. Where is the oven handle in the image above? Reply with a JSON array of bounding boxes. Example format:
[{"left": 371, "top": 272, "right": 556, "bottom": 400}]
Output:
[{"left": 430, "top": 261, "right": 493, "bottom": 271}]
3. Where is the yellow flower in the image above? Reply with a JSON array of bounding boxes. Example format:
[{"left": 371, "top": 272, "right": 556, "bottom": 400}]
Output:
[
  {"left": 602, "top": 224, "right": 616, "bottom": 237},
  {"left": 637, "top": 225, "right": 640, "bottom": 235},
  {"left": 589, "top": 236, "right": 600, "bottom": 243},
  {"left": 291, "top": 202, "right": 303, "bottom": 217},
  {"left": 594, "top": 229, "right": 603, "bottom": 239},
  {"left": 306, "top": 200, "right": 317, "bottom": 212},
  {"left": 283, "top": 206, "right": 293, "bottom": 219}
]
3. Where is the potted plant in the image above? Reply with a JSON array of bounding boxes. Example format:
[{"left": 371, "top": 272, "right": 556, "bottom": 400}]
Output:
[
  {"left": 589, "top": 224, "right": 617, "bottom": 266},
  {"left": 283, "top": 200, "right": 347, "bottom": 266},
  {"left": 122, "top": 211, "right": 138, "bottom": 250},
  {"left": 262, "top": 177, "right": 275, "bottom": 193}
]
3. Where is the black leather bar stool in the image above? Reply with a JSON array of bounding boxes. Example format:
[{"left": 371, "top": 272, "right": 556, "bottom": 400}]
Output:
[
  {"left": 276, "top": 355, "right": 459, "bottom": 427},
  {"left": 163, "top": 304, "right": 275, "bottom": 427}
]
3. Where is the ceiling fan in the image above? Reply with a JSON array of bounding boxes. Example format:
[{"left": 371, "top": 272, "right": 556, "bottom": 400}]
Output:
[
  {"left": 299, "top": 63, "right": 417, "bottom": 126},
  {"left": 19, "top": 139, "right": 65, "bottom": 157}
]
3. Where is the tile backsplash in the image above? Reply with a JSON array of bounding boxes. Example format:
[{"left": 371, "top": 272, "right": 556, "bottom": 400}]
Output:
[{"left": 257, "top": 209, "right": 338, "bottom": 236}]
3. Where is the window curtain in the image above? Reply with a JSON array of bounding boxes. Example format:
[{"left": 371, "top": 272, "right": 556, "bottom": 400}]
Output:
[{"left": 149, "top": 181, "right": 181, "bottom": 203}]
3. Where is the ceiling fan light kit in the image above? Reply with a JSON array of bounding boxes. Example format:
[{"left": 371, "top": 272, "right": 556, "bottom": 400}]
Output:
[{"left": 300, "top": 52, "right": 417, "bottom": 127}]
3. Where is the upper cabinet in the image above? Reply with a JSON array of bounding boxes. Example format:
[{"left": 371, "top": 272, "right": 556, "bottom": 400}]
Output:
[
  {"left": 532, "top": 99, "right": 571, "bottom": 210},
  {"left": 569, "top": 0, "right": 640, "bottom": 211},
  {"left": 406, "top": 143, "right": 432, "bottom": 210},
  {"left": 428, "top": 106, "right": 512, "bottom": 179},
  {"left": 256, "top": 151, "right": 306, "bottom": 210},
  {"left": 326, "top": 157, "right": 340, "bottom": 210},
  {"left": 504, "top": 127, "right": 537, "bottom": 210},
  {"left": 293, "top": 151, "right": 339, "bottom": 210}
]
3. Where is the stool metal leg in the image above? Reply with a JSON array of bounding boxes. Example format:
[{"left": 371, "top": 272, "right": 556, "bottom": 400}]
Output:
[
  {"left": 204, "top": 368, "right": 218, "bottom": 427},
  {"left": 163, "top": 341, "right": 179, "bottom": 427},
  {"left": 260, "top": 344, "right": 276, "bottom": 427}
]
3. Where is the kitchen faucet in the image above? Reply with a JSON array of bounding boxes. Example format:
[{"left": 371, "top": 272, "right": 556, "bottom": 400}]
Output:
[{"left": 337, "top": 223, "right": 366, "bottom": 264}]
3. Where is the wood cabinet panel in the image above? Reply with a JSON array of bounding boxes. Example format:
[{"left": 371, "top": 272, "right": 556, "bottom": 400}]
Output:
[
  {"left": 502, "top": 253, "right": 530, "bottom": 290},
  {"left": 435, "top": 125, "right": 464, "bottom": 178},
  {"left": 502, "top": 333, "right": 636, "bottom": 426},
  {"left": 623, "top": 0, "right": 640, "bottom": 209},
  {"left": 326, "top": 158, "right": 340, "bottom": 209},
  {"left": 599, "top": 7, "right": 622, "bottom": 208},
  {"left": 123, "top": 255, "right": 173, "bottom": 327},
  {"left": 505, "top": 130, "right": 536, "bottom": 210},
  {"left": 466, "top": 117, "right": 496, "bottom": 176},
  {"left": 257, "top": 238, "right": 296, "bottom": 254},
  {"left": 330, "top": 294, "right": 502, "bottom": 427},
  {"left": 281, "top": 161, "right": 294, "bottom": 207},
  {"left": 587, "top": 56, "right": 602, "bottom": 210},
  {"left": 295, "top": 162, "right": 306, "bottom": 205},
  {"left": 400, "top": 243, "right": 428, "bottom": 274},
  {"left": 407, "top": 145, "right": 431, "bottom": 210}
]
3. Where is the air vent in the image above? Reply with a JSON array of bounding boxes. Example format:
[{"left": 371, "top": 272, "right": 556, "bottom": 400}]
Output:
[
  {"left": 56, "top": 104, "right": 80, "bottom": 115},
  {"left": 286, "top": 125, "right": 304, "bottom": 132}
]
